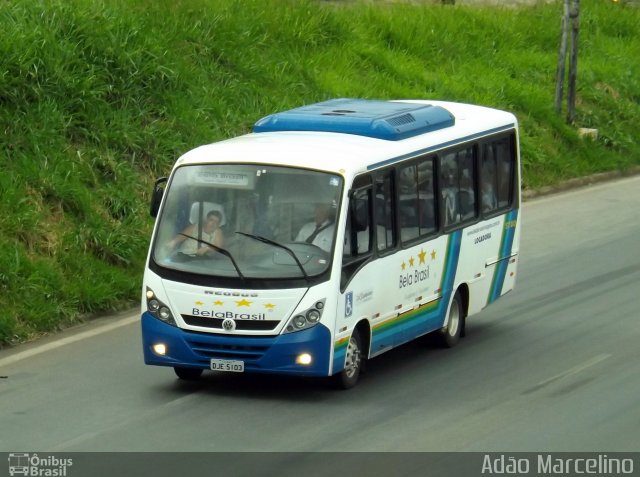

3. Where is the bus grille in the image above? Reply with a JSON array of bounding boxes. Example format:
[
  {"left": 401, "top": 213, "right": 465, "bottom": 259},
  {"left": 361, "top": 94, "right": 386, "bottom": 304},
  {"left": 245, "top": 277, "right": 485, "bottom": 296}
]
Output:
[{"left": 184, "top": 335, "right": 271, "bottom": 362}]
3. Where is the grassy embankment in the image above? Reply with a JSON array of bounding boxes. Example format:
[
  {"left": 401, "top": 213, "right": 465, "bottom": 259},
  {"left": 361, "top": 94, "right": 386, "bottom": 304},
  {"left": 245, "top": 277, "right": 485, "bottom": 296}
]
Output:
[{"left": 1, "top": 0, "right": 638, "bottom": 346}]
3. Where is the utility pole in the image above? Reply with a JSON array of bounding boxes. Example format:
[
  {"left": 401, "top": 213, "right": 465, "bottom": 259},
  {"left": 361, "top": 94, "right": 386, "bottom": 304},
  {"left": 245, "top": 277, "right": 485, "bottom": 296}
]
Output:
[
  {"left": 566, "top": 0, "right": 580, "bottom": 124},
  {"left": 554, "top": 0, "right": 580, "bottom": 124},
  {"left": 554, "top": 0, "right": 570, "bottom": 114}
]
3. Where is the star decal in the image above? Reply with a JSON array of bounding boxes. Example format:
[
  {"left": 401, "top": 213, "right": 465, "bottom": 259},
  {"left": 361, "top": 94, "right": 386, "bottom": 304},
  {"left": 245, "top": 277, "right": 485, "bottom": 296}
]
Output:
[
  {"left": 213, "top": 300, "right": 224, "bottom": 306},
  {"left": 195, "top": 301, "right": 204, "bottom": 306},
  {"left": 409, "top": 257, "right": 415, "bottom": 268},
  {"left": 431, "top": 250, "right": 437, "bottom": 260},
  {"left": 418, "top": 249, "right": 427, "bottom": 264},
  {"left": 264, "top": 303, "right": 275, "bottom": 309},
  {"left": 235, "top": 299, "right": 252, "bottom": 307},
  {"left": 401, "top": 261, "right": 406, "bottom": 271}
]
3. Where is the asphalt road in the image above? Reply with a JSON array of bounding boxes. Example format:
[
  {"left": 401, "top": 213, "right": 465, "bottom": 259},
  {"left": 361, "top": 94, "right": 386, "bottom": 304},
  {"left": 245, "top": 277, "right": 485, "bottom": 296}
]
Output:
[{"left": 1, "top": 176, "right": 639, "bottom": 457}]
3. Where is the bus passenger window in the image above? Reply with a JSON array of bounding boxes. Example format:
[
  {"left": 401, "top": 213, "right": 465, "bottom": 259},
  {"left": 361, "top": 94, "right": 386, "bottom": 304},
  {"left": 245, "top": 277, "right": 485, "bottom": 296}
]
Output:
[
  {"left": 440, "top": 147, "right": 477, "bottom": 227},
  {"left": 481, "top": 144, "right": 499, "bottom": 213},
  {"left": 482, "top": 136, "right": 514, "bottom": 214},
  {"left": 417, "top": 160, "right": 436, "bottom": 234},
  {"left": 398, "top": 164, "right": 419, "bottom": 242},
  {"left": 399, "top": 159, "right": 437, "bottom": 241},
  {"left": 375, "top": 173, "right": 396, "bottom": 251},
  {"left": 496, "top": 138, "right": 514, "bottom": 208},
  {"left": 441, "top": 152, "right": 459, "bottom": 226}
]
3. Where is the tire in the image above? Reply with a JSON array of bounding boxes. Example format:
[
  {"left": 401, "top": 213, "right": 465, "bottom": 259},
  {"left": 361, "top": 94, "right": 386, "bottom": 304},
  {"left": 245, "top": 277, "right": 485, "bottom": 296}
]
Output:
[
  {"left": 174, "top": 366, "right": 204, "bottom": 381},
  {"left": 334, "top": 329, "right": 364, "bottom": 390},
  {"left": 437, "top": 291, "right": 464, "bottom": 348}
]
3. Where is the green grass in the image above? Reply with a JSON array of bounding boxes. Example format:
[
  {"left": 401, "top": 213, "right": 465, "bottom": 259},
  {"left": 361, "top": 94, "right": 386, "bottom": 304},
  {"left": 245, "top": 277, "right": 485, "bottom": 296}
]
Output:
[{"left": 1, "top": 0, "right": 638, "bottom": 346}]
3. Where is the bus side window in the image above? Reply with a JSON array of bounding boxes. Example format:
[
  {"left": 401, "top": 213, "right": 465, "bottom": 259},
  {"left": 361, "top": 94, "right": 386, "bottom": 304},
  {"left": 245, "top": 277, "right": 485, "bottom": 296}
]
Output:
[
  {"left": 417, "top": 159, "right": 436, "bottom": 235},
  {"left": 440, "top": 147, "right": 477, "bottom": 227},
  {"left": 481, "top": 136, "right": 514, "bottom": 214},
  {"left": 399, "top": 158, "right": 437, "bottom": 241},
  {"left": 440, "top": 152, "right": 459, "bottom": 227},
  {"left": 481, "top": 143, "right": 499, "bottom": 213},
  {"left": 344, "top": 188, "right": 372, "bottom": 258},
  {"left": 399, "top": 163, "right": 420, "bottom": 242},
  {"left": 375, "top": 172, "right": 396, "bottom": 252},
  {"left": 496, "top": 137, "right": 514, "bottom": 208},
  {"left": 341, "top": 187, "right": 372, "bottom": 289}
]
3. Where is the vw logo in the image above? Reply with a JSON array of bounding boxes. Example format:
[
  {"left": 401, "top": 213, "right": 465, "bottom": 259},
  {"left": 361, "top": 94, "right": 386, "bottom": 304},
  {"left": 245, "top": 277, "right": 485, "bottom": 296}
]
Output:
[{"left": 222, "top": 318, "right": 236, "bottom": 331}]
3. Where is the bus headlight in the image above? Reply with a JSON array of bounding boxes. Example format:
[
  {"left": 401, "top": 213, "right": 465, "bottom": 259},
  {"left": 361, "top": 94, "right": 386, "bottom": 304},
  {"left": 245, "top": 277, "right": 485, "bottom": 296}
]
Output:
[
  {"left": 146, "top": 287, "right": 177, "bottom": 326},
  {"left": 158, "top": 307, "right": 173, "bottom": 321},
  {"left": 293, "top": 315, "right": 307, "bottom": 329},
  {"left": 284, "top": 299, "right": 326, "bottom": 334},
  {"left": 307, "top": 309, "right": 321, "bottom": 323}
]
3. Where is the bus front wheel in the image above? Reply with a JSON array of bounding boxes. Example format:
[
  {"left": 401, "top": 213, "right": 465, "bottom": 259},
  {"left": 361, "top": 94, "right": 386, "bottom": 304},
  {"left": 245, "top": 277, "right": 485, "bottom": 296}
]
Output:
[
  {"left": 438, "top": 292, "right": 464, "bottom": 348},
  {"left": 174, "top": 367, "right": 204, "bottom": 381},
  {"left": 334, "top": 329, "right": 363, "bottom": 390}
]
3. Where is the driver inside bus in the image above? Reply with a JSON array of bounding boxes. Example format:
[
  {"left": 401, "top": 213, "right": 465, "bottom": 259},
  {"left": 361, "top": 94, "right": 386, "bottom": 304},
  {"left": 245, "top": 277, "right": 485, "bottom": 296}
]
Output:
[
  {"left": 166, "top": 210, "right": 225, "bottom": 255},
  {"left": 295, "top": 203, "right": 334, "bottom": 252}
]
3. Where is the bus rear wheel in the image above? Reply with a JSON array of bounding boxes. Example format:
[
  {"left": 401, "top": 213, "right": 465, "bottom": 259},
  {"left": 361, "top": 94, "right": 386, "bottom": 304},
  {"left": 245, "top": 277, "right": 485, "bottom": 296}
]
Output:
[
  {"left": 334, "top": 329, "right": 363, "bottom": 390},
  {"left": 437, "top": 292, "right": 464, "bottom": 348},
  {"left": 174, "top": 367, "right": 203, "bottom": 381}
]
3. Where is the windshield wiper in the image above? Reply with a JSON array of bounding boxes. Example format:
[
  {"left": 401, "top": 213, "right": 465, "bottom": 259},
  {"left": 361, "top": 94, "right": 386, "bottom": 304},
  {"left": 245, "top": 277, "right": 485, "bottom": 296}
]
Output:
[
  {"left": 235, "top": 232, "right": 309, "bottom": 282},
  {"left": 177, "top": 233, "right": 245, "bottom": 281}
]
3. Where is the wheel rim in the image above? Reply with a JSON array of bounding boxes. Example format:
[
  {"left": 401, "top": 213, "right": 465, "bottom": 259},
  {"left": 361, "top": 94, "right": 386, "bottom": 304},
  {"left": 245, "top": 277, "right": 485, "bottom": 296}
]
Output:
[
  {"left": 344, "top": 335, "right": 361, "bottom": 378},
  {"left": 448, "top": 299, "right": 460, "bottom": 337}
]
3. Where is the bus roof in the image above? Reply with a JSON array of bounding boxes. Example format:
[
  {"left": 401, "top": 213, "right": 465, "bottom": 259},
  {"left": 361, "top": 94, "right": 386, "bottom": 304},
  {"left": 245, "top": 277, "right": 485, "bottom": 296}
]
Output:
[
  {"left": 253, "top": 98, "right": 455, "bottom": 141},
  {"left": 176, "top": 100, "right": 517, "bottom": 175}
]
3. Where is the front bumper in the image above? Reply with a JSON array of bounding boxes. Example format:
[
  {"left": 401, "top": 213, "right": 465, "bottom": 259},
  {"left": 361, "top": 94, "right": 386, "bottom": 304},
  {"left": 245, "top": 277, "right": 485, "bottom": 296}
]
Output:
[{"left": 141, "top": 312, "right": 332, "bottom": 376}]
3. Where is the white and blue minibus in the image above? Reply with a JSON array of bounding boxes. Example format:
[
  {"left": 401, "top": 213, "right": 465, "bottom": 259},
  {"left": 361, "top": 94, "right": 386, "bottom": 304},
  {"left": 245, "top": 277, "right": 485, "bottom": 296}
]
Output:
[{"left": 142, "top": 98, "right": 521, "bottom": 388}]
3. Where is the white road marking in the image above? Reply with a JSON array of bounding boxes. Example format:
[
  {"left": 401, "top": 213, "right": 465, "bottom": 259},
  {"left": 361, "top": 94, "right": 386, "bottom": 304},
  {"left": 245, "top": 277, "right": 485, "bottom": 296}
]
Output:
[
  {"left": 49, "top": 392, "right": 198, "bottom": 451},
  {"left": 0, "top": 314, "right": 139, "bottom": 368},
  {"left": 533, "top": 353, "right": 612, "bottom": 390}
]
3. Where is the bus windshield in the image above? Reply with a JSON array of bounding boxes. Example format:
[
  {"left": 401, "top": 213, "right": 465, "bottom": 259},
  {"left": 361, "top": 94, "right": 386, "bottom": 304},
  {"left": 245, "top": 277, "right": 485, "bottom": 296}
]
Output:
[{"left": 152, "top": 164, "right": 343, "bottom": 279}]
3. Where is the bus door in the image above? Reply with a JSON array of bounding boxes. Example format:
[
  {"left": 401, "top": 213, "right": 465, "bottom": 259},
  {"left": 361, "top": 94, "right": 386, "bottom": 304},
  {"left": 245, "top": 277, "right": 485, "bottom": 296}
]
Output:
[{"left": 339, "top": 177, "right": 399, "bottom": 357}]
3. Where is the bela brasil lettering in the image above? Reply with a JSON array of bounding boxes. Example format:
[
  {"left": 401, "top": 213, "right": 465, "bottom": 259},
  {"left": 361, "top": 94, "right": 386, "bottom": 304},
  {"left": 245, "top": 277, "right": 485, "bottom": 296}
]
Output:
[
  {"left": 399, "top": 265, "right": 430, "bottom": 289},
  {"left": 192, "top": 308, "right": 266, "bottom": 320}
]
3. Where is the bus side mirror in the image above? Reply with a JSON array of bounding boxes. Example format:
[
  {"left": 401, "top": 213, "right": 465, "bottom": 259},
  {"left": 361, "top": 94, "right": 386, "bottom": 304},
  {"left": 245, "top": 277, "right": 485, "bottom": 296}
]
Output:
[{"left": 150, "top": 177, "right": 168, "bottom": 218}]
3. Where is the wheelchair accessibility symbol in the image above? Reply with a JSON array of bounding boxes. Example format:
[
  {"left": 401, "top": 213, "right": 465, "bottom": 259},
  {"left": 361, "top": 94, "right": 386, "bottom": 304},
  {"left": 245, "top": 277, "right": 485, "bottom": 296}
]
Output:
[{"left": 345, "top": 292, "right": 353, "bottom": 318}]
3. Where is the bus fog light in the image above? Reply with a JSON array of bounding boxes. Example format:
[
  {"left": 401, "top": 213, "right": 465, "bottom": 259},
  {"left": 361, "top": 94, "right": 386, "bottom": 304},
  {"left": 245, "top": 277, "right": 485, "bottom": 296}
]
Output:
[
  {"left": 153, "top": 343, "right": 167, "bottom": 356},
  {"left": 296, "top": 353, "right": 312, "bottom": 365}
]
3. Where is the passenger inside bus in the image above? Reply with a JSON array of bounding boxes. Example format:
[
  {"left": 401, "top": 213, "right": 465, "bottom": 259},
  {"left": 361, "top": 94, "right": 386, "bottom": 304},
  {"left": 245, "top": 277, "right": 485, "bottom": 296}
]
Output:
[{"left": 166, "top": 209, "right": 225, "bottom": 255}]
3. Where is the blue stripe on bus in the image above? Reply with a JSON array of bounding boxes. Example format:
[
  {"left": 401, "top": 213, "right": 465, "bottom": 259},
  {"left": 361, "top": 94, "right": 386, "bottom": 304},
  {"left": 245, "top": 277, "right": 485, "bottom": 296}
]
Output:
[
  {"left": 442, "top": 229, "right": 462, "bottom": 297},
  {"left": 488, "top": 209, "right": 519, "bottom": 304},
  {"left": 367, "top": 124, "right": 516, "bottom": 170}
]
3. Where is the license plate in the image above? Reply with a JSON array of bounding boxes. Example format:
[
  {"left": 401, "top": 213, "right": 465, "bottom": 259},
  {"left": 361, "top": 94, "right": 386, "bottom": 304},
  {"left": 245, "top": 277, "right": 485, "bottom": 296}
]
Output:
[{"left": 210, "top": 359, "right": 244, "bottom": 373}]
